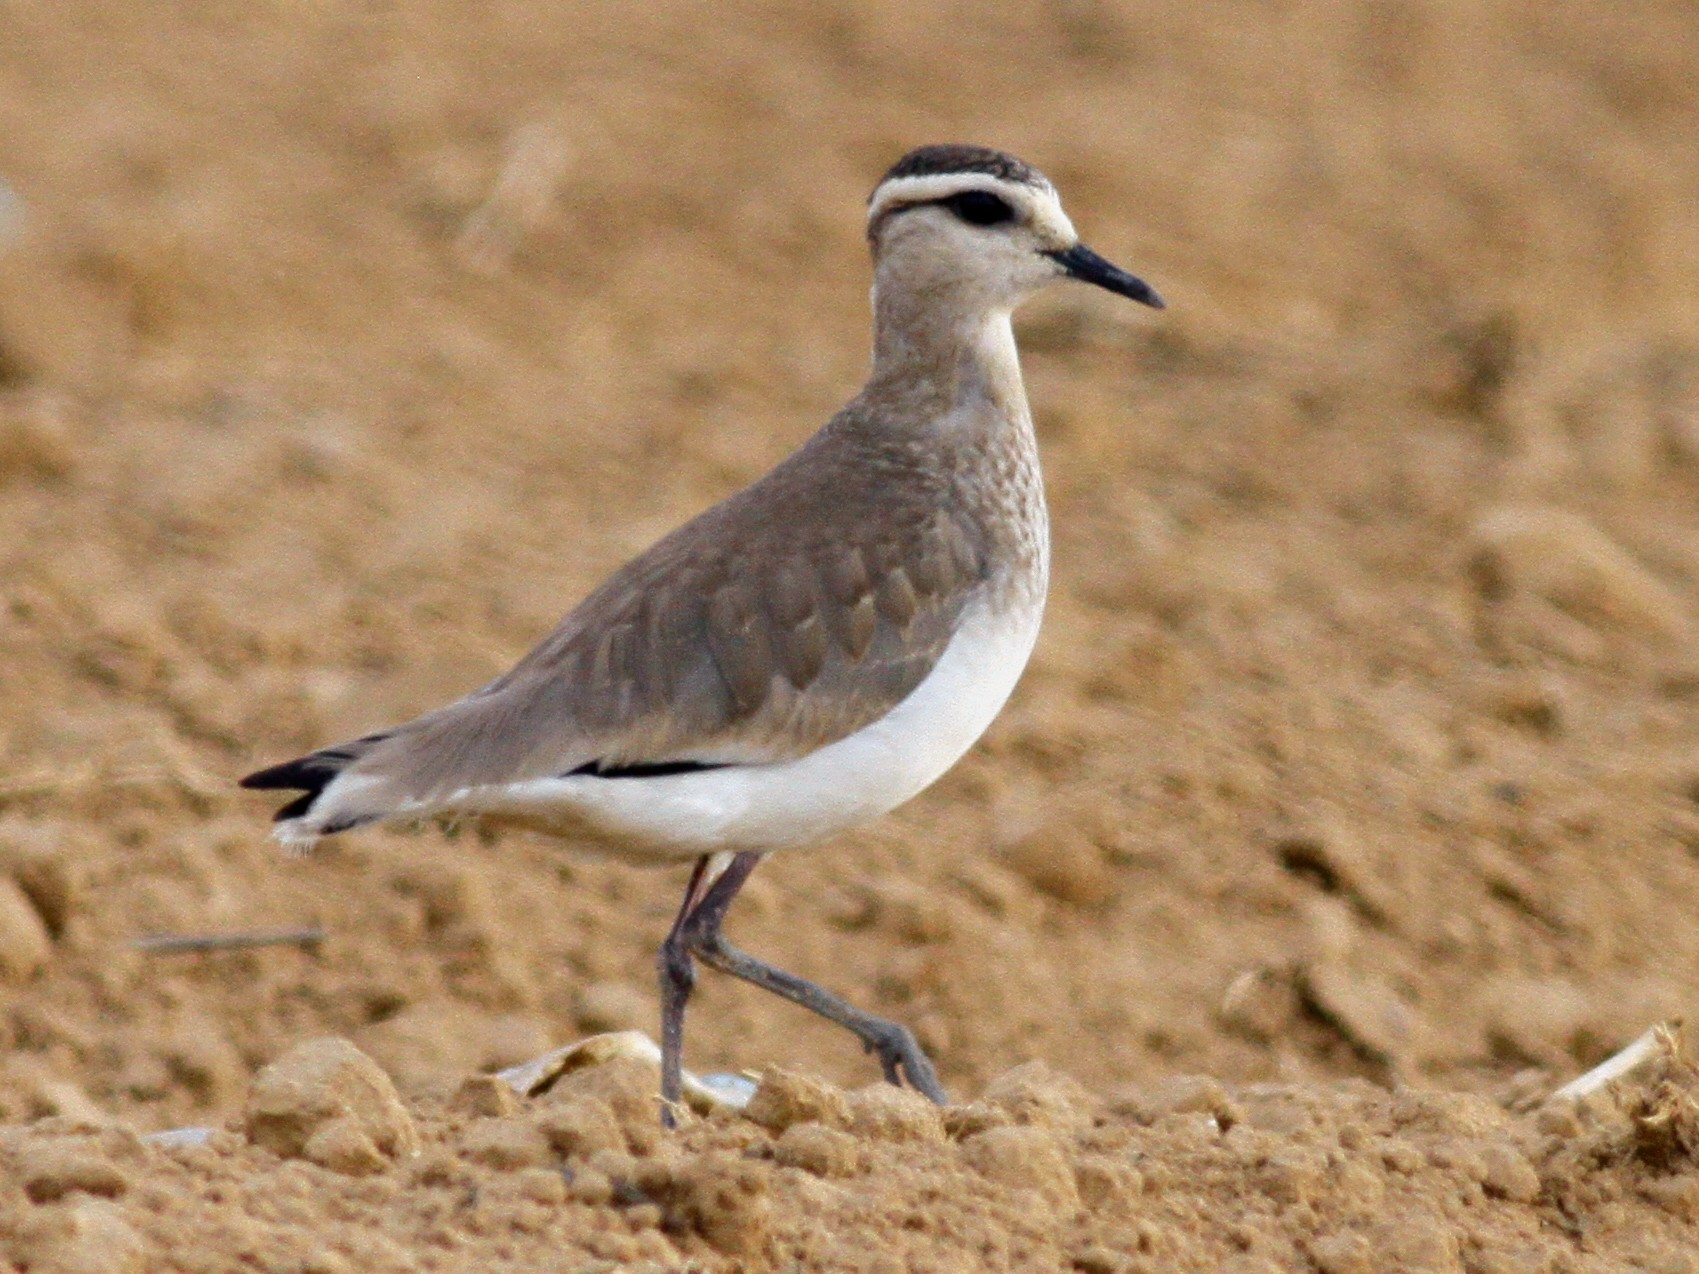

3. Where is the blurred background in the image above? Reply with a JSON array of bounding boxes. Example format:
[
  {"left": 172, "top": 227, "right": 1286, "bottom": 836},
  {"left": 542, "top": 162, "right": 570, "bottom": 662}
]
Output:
[{"left": 0, "top": 0, "right": 1697, "bottom": 1128}]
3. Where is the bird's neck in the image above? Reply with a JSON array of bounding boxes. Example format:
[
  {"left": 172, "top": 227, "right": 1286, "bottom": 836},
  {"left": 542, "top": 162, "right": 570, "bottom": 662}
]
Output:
[{"left": 866, "top": 282, "right": 1028, "bottom": 423}]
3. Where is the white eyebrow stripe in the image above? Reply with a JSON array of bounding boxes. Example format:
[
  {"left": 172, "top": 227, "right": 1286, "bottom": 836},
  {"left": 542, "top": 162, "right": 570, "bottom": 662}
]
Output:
[
  {"left": 866, "top": 173, "right": 1048, "bottom": 225},
  {"left": 865, "top": 173, "right": 1080, "bottom": 249}
]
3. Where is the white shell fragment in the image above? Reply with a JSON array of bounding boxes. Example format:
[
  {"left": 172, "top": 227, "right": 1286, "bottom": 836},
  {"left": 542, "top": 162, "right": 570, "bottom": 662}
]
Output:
[
  {"left": 142, "top": 1126, "right": 218, "bottom": 1149},
  {"left": 1550, "top": 1021, "right": 1682, "bottom": 1103},
  {"left": 494, "top": 1030, "right": 755, "bottom": 1112}
]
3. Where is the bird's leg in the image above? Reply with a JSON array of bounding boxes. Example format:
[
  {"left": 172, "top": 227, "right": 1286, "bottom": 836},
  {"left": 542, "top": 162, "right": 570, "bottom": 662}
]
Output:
[
  {"left": 657, "top": 855, "right": 715, "bottom": 1128},
  {"left": 678, "top": 850, "right": 950, "bottom": 1106},
  {"left": 695, "top": 930, "right": 950, "bottom": 1103}
]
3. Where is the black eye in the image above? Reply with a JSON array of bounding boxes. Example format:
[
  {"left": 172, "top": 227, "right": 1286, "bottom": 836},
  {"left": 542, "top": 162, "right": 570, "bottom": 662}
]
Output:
[{"left": 943, "top": 191, "right": 1015, "bottom": 227}]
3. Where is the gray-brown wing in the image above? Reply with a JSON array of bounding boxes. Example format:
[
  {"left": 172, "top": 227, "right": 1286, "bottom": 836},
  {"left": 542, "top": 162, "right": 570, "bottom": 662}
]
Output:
[{"left": 344, "top": 429, "right": 988, "bottom": 803}]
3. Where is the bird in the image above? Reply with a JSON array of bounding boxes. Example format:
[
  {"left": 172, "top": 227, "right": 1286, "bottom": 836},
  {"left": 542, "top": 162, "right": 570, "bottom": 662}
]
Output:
[{"left": 242, "top": 143, "right": 1163, "bottom": 1120}]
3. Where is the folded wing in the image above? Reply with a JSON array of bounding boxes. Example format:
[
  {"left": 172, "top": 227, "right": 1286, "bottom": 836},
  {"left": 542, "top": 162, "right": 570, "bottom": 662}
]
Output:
[{"left": 243, "top": 416, "right": 989, "bottom": 838}]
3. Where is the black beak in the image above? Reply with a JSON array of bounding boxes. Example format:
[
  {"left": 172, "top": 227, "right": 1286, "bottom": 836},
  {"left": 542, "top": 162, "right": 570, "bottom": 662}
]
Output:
[{"left": 1045, "top": 243, "right": 1165, "bottom": 309}]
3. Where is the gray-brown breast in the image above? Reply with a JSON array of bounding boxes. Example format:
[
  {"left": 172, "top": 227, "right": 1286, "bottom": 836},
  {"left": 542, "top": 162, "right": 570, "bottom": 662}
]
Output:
[{"left": 360, "top": 408, "right": 998, "bottom": 799}]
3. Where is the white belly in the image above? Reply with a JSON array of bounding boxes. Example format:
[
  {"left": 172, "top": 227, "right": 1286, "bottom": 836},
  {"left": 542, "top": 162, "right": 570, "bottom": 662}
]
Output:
[{"left": 450, "top": 595, "right": 1043, "bottom": 861}]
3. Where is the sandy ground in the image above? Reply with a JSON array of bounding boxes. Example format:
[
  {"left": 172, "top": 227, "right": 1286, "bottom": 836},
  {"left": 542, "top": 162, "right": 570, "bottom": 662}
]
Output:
[{"left": 2, "top": 1, "right": 1699, "bottom": 1269}]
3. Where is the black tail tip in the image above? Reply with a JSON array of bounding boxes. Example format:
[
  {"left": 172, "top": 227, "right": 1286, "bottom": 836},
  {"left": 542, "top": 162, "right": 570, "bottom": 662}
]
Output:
[
  {"left": 272, "top": 791, "right": 321, "bottom": 822},
  {"left": 240, "top": 760, "right": 329, "bottom": 823},
  {"left": 240, "top": 757, "right": 325, "bottom": 792},
  {"left": 241, "top": 733, "right": 389, "bottom": 822}
]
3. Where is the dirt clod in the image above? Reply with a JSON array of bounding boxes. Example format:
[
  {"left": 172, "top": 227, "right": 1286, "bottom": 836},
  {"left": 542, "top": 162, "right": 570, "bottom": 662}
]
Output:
[
  {"left": 773, "top": 1121, "right": 861, "bottom": 1178},
  {"left": 745, "top": 1066, "right": 852, "bottom": 1134},
  {"left": 0, "top": 875, "right": 52, "bottom": 982},
  {"left": 451, "top": 1073, "right": 521, "bottom": 1119},
  {"left": 535, "top": 1096, "right": 626, "bottom": 1160},
  {"left": 639, "top": 1150, "right": 773, "bottom": 1258},
  {"left": 14, "top": 1139, "right": 131, "bottom": 1202},
  {"left": 982, "top": 1059, "right": 1099, "bottom": 1132},
  {"left": 244, "top": 1037, "right": 420, "bottom": 1165},
  {"left": 1471, "top": 505, "right": 1691, "bottom": 640},
  {"left": 4, "top": 1198, "right": 145, "bottom": 1274},
  {"left": 541, "top": 1057, "right": 663, "bottom": 1154},
  {"left": 457, "top": 1116, "right": 553, "bottom": 1170},
  {"left": 843, "top": 1084, "right": 946, "bottom": 1144},
  {"left": 301, "top": 1118, "right": 388, "bottom": 1176},
  {"left": 959, "top": 1123, "right": 1081, "bottom": 1211}
]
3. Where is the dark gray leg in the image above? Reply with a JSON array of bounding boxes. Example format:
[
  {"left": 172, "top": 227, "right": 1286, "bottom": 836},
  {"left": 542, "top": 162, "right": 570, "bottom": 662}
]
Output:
[
  {"left": 663, "top": 850, "right": 949, "bottom": 1111},
  {"left": 657, "top": 856, "right": 713, "bottom": 1128},
  {"left": 694, "top": 931, "right": 949, "bottom": 1103}
]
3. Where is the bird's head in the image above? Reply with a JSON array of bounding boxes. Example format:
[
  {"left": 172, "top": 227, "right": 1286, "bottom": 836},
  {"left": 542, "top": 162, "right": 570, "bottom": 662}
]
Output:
[{"left": 866, "top": 144, "right": 1164, "bottom": 315}]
